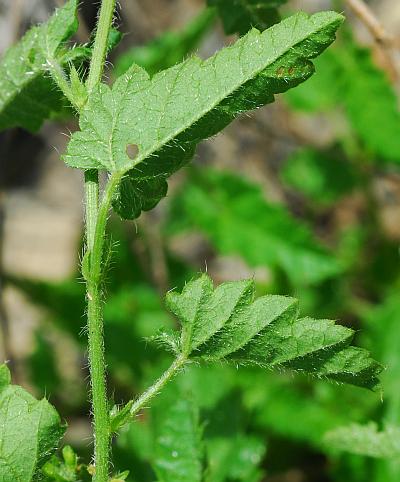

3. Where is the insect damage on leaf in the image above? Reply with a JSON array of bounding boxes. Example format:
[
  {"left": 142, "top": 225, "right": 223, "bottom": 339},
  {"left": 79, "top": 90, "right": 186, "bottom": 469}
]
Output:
[
  {"left": 64, "top": 11, "right": 344, "bottom": 219},
  {"left": 161, "top": 274, "right": 382, "bottom": 390}
]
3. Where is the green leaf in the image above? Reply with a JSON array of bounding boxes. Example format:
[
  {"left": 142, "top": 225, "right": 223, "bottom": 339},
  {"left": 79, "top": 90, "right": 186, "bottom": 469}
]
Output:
[
  {"left": 64, "top": 11, "right": 343, "bottom": 219},
  {"left": 325, "top": 423, "right": 400, "bottom": 459},
  {"left": 286, "top": 34, "right": 400, "bottom": 163},
  {"left": 0, "top": 0, "right": 78, "bottom": 132},
  {"left": 114, "top": 9, "right": 215, "bottom": 77},
  {"left": 168, "top": 168, "right": 341, "bottom": 285},
  {"left": 209, "top": 0, "right": 288, "bottom": 35},
  {"left": 0, "top": 364, "right": 65, "bottom": 481},
  {"left": 164, "top": 274, "right": 382, "bottom": 389},
  {"left": 152, "top": 397, "right": 203, "bottom": 482}
]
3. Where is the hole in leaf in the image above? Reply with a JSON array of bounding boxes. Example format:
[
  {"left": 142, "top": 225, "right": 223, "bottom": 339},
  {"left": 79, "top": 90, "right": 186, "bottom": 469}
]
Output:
[{"left": 126, "top": 144, "right": 139, "bottom": 160}]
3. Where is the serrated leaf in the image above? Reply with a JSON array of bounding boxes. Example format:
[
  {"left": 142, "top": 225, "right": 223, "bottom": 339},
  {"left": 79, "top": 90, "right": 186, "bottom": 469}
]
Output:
[
  {"left": 64, "top": 11, "right": 343, "bottom": 219},
  {"left": 286, "top": 34, "right": 400, "bottom": 163},
  {"left": 0, "top": 364, "right": 65, "bottom": 481},
  {"left": 325, "top": 423, "right": 400, "bottom": 459},
  {"left": 152, "top": 397, "right": 203, "bottom": 482},
  {"left": 114, "top": 9, "right": 215, "bottom": 77},
  {"left": 164, "top": 274, "right": 382, "bottom": 389},
  {"left": 168, "top": 168, "right": 341, "bottom": 285},
  {"left": 209, "top": 0, "right": 288, "bottom": 35},
  {"left": 0, "top": 0, "right": 78, "bottom": 132}
]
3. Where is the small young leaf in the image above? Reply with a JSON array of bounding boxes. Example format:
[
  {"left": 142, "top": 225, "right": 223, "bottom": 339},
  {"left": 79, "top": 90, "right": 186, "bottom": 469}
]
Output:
[
  {"left": 325, "top": 423, "right": 400, "bottom": 459},
  {"left": 64, "top": 11, "right": 343, "bottom": 218},
  {"left": 0, "top": 364, "right": 65, "bottom": 481},
  {"left": 168, "top": 168, "right": 341, "bottom": 285},
  {"left": 0, "top": 0, "right": 78, "bottom": 132},
  {"left": 70, "top": 66, "right": 88, "bottom": 110},
  {"left": 42, "top": 445, "right": 91, "bottom": 481},
  {"left": 209, "top": 0, "right": 288, "bottom": 35},
  {"left": 164, "top": 274, "right": 382, "bottom": 389}
]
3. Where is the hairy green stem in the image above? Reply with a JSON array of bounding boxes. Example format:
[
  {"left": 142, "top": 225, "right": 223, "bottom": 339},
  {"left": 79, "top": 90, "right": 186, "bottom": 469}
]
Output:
[
  {"left": 82, "top": 1, "right": 117, "bottom": 479},
  {"left": 86, "top": 173, "right": 122, "bottom": 481},
  {"left": 129, "top": 355, "right": 187, "bottom": 417},
  {"left": 86, "top": 0, "right": 117, "bottom": 93}
]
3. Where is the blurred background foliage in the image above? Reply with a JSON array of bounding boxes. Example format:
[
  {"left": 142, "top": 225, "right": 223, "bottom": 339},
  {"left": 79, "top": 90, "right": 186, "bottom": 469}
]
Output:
[{"left": 1, "top": 0, "right": 400, "bottom": 480}]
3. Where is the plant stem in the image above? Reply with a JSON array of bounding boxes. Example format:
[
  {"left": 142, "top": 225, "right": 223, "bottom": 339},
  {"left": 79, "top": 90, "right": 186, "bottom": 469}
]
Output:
[
  {"left": 85, "top": 173, "right": 122, "bottom": 481},
  {"left": 86, "top": 0, "right": 117, "bottom": 93},
  {"left": 83, "top": 1, "right": 117, "bottom": 479},
  {"left": 130, "top": 355, "right": 187, "bottom": 417}
]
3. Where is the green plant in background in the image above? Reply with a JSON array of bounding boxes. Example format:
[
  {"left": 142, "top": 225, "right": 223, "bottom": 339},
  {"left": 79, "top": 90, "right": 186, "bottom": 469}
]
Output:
[{"left": 1, "top": 0, "right": 396, "bottom": 481}]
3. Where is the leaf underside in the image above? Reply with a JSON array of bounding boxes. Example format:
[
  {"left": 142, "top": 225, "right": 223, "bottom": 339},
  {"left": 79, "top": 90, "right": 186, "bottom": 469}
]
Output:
[
  {"left": 0, "top": 0, "right": 78, "bottom": 132},
  {"left": 163, "top": 274, "right": 382, "bottom": 390},
  {"left": 0, "top": 364, "right": 65, "bottom": 481},
  {"left": 64, "top": 11, "right": 343, "bottom": 219}
]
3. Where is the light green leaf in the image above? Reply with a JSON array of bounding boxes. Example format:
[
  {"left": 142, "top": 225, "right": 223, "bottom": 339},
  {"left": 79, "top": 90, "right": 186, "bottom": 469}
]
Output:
[
  {"left": 64, "top": 11, "right": 343, "bottom": 219},
  {"left": 0, "top": 0, "right": 78, "bottom": 132},
  {"left": 168, "top": 168, "right": 341, "bottom": 285},
  {"left": 325, "top": 423, "right": 400, "bottom": 459},
  {"left": 165, "top": 274, "right": 382, "bottom": 389},
  {"left": 152, "top": 397, "right": 203, "bottom": 482},
  {"left": 114, "top": 9, "right": 215, "bottom": 77},
  {"left": 0, "top": 364, "right": 65, "bottom": 481},
  {"left": 208, "top": 0, "right": 288, "bottom": 35}
]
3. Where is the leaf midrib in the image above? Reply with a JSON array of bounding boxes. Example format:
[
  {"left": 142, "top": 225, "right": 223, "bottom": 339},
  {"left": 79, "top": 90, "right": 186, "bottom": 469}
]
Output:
[{"left": 107, "top": 13, "right": 336, "bottom": 172}]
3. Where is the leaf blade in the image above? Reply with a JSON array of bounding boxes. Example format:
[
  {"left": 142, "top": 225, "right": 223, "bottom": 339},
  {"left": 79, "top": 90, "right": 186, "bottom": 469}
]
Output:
[
  {"left": 164, "top": 275, "right": 382, "bottom": 390},
  {"left": 64, "top": 11, "right": 343, "bottom": 218}
]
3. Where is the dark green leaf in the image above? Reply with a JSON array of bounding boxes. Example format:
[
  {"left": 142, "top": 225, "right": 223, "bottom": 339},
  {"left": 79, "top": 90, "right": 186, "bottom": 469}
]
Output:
[{"left": 164, "top": 274, "right": 382, "bottom": 389}]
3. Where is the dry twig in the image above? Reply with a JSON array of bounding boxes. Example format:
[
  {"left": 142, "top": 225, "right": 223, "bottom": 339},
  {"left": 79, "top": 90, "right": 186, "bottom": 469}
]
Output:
[{"left": 345, "top": 0, "right": 399, "bottom": 81}]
